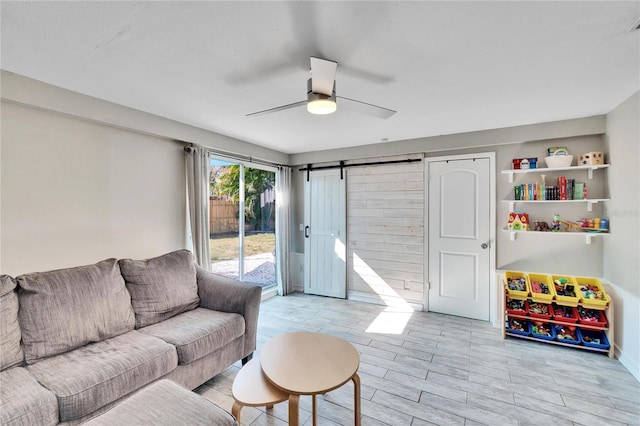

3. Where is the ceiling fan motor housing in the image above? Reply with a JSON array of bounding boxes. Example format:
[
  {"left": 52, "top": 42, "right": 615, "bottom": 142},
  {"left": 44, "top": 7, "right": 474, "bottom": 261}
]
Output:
[{"left": 307, "top": 78, "right": 337, "bottom": 114}]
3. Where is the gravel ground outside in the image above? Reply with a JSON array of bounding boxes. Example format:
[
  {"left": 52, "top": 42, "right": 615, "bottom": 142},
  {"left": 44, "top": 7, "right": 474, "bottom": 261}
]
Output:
[{"left": 211, "top": 252, "right": 275, "bottom": 287}]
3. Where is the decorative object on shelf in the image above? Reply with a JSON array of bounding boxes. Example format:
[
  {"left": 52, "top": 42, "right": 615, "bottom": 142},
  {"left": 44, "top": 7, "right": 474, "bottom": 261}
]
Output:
[
  {"left": 551, "top": 213, "right": 561, "bottom": 232},
  {"left": 508, "top": 210, "right": 530, "bottom": 231},
  {"left": 545, "top": 147, "right": 573, "bottom": 168},
  {"left": 578, "top": 152, "right": 604, "bottom": 165},
  {"left": 512, "top": 158, "right": 538, "bottom": 170},
  {"left": 533, "top": 220, "right": 551, "bottom": 232},
  {"left": 579, "top": 217, "right": 609, "bottom": 232},
  {"left": 560, "top": 220, "right": 583, "bottom": 232}
]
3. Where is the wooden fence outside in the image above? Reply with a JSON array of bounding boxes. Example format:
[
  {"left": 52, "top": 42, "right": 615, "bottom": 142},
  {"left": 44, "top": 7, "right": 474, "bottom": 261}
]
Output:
[{"left": 209, "top": 200, "right": 238, "bottom": 235}]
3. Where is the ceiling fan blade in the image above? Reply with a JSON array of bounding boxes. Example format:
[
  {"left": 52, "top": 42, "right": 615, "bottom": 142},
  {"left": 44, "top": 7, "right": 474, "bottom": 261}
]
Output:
[
  {"left": 246, "top": 100, "right": 307, "bottom": 117},
  {"left": 337, "top": 96, "right": 396, "bottom": 119},
  {"left": 310, "top": 57, "right": 337, "bottom": 96}
]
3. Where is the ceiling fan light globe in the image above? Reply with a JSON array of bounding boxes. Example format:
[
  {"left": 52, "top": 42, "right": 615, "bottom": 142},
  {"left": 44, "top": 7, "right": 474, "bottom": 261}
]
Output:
[{"left": 307, "top": 98, "right": 337, "bottom": 115}]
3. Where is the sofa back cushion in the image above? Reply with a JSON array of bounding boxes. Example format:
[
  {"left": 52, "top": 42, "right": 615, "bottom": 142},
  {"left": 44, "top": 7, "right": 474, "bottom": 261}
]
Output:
[
  {"left": 17, "top": 259, "right": 135, "bottom": 364},
  {"left": 119, "top": 250, "right": 200, "bottom": 328},
  {"left": 0, "top": 275, "right": 24, "bottom": 370}
]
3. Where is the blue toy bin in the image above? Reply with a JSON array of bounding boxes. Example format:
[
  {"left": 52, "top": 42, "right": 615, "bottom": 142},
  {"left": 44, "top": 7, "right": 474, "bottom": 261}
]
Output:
[
  {"left": 506, "top": 319, "right": 531, "bottom": 336},
  {"left": 554, "top": 325, "right": 580, "bottom": 344},
  {"left": 530, "top": 321, "right": 556, "bottom": 341},
  {"left": 578, "top": 329, "right": 610, "bottom": 350}
]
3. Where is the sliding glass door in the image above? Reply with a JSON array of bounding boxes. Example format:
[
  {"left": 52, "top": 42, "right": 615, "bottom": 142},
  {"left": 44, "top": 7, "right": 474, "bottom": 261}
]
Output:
[{"left": 209, "top": 157, "right": 276, "bottom": 289}]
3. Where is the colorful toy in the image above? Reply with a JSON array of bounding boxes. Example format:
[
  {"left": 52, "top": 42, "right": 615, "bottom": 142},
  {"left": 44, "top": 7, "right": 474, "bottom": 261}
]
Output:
[
  {"left": 533, "top": 220, "right": 551, "bottom": 232},
  {"left": 555, "top": 325, "right": 578, "bottom": 341},
  {"left": 554, "top": 278, "right": 575, "bottom": 297},
  {"left": 530, "top": 280, "right": 550, "bottom": 295},
  {"left": 529, "top": 303, "right": 549, "bottom": 316},
  {"left": 508, "top": 211, "right": 530, "bottom": 231},
  {"left": 507, "top": 277, "right": 527, "bottom": 292},
  {"left": 551, "top": 213, "right": 561, "bottom": 232},
  {"left": 579, "top": 285, "right": 605, "bottom": 300},
  {"left": 532, "top": 322, "right": 552, "bottom": 337},
  {"left": 507, "top": 299, "right": 526, "bottom": 312}
]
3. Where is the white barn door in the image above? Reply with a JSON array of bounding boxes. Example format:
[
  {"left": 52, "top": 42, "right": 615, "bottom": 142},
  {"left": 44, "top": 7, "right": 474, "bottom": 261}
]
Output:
[
  {"left": 427, "top": 156, "right": 492, "bottom": 321},
  {"left": 304, "top": 169, "right": 347, "bottom": 298}
]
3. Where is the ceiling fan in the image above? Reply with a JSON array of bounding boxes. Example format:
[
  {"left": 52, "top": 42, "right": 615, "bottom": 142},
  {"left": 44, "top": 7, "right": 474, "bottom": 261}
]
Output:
[{"left": 246, "top": 57, "right": 396, "bottom": 119}]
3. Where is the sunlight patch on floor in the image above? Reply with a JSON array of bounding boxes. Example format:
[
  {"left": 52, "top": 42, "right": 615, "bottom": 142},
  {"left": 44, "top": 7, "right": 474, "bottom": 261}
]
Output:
[{"left": 352, "top": 253, "right": 414, "bottom": 334}]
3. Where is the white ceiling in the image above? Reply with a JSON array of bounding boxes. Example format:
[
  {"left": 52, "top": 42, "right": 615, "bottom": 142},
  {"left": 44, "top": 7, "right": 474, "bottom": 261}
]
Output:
[{"left": 1, "top": 1, "right": 639, "bottom": 155}]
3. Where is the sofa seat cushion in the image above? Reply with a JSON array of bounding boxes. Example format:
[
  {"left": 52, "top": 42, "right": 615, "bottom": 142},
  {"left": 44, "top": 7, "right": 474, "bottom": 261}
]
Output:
[
  {"left": 26, "top": 330, "right": 178, "bottom": 422},
  {"left": 0, "top": 275, "right": 23, "bottom": 370},
  {"left": 0, "top": 367, "right": 58, "bottom": 426},
  {"left": 139, "top": 307, "right": 245, "bottom": 365},
  {"left": 119, "top": 250, "right": 200, "bottom": 328},
  {"left": 16, "top": 258, "right": 135, "bottom": 364}
]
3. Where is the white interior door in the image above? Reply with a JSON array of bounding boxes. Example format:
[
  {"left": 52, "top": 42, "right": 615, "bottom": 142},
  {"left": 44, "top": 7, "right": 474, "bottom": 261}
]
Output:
[
  {"left": 304, "top": 169, "right": 347, "bottom": 298},
  {"left": 427, "top": 157, "right": 491, "bottom": 320}
]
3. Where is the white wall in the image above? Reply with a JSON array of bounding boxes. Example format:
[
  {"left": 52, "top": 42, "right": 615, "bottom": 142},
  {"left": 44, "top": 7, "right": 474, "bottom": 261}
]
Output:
[
  {"left": 0, "top": 72, "right": 289, "bottom": 276},
  {"left": 0, "top": 101, "right": 186, "bottom": 275},
  {"left": 347, "top": 155, "right": 425, "bottom": 307},
  {"left": 604, "top": 91, "right": 640, "bottom": 380}
]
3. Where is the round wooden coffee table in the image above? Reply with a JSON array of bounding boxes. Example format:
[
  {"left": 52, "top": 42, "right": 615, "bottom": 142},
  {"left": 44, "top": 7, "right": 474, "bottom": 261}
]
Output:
[{"left": 260, "top": 332, "right": 361, "bottom": 426}]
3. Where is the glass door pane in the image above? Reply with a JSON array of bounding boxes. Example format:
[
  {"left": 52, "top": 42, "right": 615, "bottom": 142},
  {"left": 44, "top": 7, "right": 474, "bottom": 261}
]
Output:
[
  {"left": 242, "top": 166, "right": 276, "bottom": 288},
  {"left": 208, "top": 158, "right": 277, "bottom": 289},
  {"left": 209, "top": 159, "right": 241, "bottom": 279}
]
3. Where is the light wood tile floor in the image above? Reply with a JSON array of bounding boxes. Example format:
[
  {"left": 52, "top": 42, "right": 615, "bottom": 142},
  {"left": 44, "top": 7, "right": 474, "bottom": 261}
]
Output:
[{"left": 195, "top": 293, "right": 639, "bottom": 426}]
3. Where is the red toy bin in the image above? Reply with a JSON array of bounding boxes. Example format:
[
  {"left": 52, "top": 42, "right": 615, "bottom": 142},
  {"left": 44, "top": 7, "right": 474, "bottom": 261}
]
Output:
[
  {"left": 577, "top": 306, "right": 608, "bottom": 327},
  {"left": 551, "top": 305, "right": 579, "bottom": 324},
  {"left": 528, "top": 302, "right": 552, "bottom": 320},
  {"left": 506, "top": 298, "right": 528, "bottom": 316}
]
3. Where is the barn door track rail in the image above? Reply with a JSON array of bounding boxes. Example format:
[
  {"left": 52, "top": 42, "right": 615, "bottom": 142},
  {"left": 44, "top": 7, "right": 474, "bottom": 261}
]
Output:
[{"left": 299, "top": 158, "right": 422, "bottom": 181}]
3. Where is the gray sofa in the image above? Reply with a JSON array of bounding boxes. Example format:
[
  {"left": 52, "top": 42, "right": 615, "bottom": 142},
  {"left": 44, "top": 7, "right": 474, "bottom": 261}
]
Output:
[{"left": 0, "top": 250, "right": 261, "bottom": 425}]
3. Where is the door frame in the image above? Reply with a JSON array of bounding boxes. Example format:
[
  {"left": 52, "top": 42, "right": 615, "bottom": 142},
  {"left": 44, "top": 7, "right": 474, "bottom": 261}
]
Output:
[{"left": 423, "top": 152, "right": 497, "bottom": 325}]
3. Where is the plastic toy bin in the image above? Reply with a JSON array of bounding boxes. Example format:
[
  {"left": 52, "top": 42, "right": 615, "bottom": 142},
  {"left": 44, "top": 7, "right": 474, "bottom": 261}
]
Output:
[
  {"left": 528, "top": 302, "right": 552, "bottom": 320},
  {"left": 554, "top": 325, "right": 580, "bottom": 344},
  {"left": 578, "top": 329, "right": 610, "bottom": 350},
  {"left": 504, "top": 271, "right": 529, "bottom": 300},
  {"left": 531, "top": 321, "right": 556, "bottom": 341},
  {"left": 506, "top": 319, "right": 530, "bottom": 336},
  {"left": 574, "top": 277, "right": 609, "bottom": 309},
  {"left": 506, "top": 298, "right": 528, "bottom": 316},
  {"left": 551, "top": 305, "right": 579, "bottom": 324},
  {"left": 528, "top": 273, "right": 555, "bottom": 303},
  {"left": 551, "top": 275, "right": 579, "bottom": 307},
  {"left": 577, "top": 307, "right": 608, "bottom": 327}
]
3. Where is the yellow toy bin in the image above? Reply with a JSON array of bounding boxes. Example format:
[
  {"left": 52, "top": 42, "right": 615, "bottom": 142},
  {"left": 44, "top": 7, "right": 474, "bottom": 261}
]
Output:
[
  {"left": 527, "top": 273, "right": 555, "bottom": 303},
  {"left": 551, "top": 275, "right": 580, "bottom": 307},
  {"left": 575, "top": 277, "right": 609, "bottom": 310},
  {"left": 504, "top": 271, "right": 530, "bottom": 300}
]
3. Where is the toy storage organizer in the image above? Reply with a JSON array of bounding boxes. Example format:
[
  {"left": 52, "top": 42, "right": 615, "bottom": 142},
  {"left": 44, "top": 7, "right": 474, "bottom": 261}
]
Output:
[{"left": 501, "top": 271, "right": 615, "bottom": 358}]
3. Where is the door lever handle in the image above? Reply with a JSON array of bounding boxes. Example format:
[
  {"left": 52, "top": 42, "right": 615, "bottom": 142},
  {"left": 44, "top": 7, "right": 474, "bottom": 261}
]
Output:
[{"left": 305, "top": 226, "right": 310, "bottom": 238}]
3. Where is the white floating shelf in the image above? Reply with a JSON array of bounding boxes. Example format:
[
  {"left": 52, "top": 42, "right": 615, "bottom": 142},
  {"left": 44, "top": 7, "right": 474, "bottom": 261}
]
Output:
[
  {"left": 502, "top": 164, "right": 610, "bottom": 183},
  {"left": 502, "top": 199, "right": 610, "bottom": 212},
  {"left": 501, "top": 227, "right": 609, "bottom": 244}
]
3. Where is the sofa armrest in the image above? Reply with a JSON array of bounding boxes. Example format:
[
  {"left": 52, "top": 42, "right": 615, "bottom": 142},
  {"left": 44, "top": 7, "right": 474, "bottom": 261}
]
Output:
[{"left": 195, "top": 266, "right": 261, "bottom": 358}]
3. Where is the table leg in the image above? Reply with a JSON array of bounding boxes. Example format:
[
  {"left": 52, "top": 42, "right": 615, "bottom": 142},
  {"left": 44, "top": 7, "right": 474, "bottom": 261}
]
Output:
[
  {"left": 352, "top": 373, "right": 361, "bottom": 426},
  {"left": 231, "top": 401, "right": 242, "bottom": 425},
  {"left": 288, "top": 394, "right": 300, "bottom": 426},
  {"left": 312, "top": 394, "right": 317, "bottom": 426}
]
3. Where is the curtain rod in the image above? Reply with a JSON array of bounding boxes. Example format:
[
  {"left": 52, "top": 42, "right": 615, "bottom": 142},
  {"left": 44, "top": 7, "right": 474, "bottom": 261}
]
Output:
[
  {"left": 298, "top": 158, "right": 422, "bottom": 181},
  {"left": 184, "top": 145, "right": 288, "bottom": 169}
]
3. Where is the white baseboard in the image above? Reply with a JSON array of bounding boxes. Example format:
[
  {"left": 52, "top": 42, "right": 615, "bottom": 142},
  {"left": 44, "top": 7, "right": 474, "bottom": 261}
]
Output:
[{"left": 348, "top": 290, "right": 424, "bottom": 311}]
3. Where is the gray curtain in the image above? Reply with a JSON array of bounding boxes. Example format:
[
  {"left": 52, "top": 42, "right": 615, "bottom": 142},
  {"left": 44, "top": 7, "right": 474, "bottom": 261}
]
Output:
[
  {"left": 185, "top": 146, "right": 211, "bottom": 270},
  {"left": 275, "top": 166, "right": 291, "bottom": 295}
]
